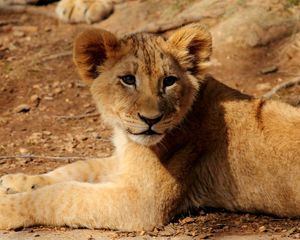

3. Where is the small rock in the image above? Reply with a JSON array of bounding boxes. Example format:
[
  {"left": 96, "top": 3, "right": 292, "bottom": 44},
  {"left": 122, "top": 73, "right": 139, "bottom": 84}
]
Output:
[
  {"left": 76, "top": 82, "right": 86, "bottom": 88},
  {"left": 127, "top": 233, "right": 136, "bottom": 237},
  {"left": 91, "top": 132, "right": 101, "bottom": 139},
  {"left": 52, "top": 81, "right": 60, "bottom": 88},
  {"left": 27, "top": 132, "right": 42, "bottom": 144},
  {"left": 30, "top": 94, "right": 40, "bottom": 103},
  {"left": 86, "top": 127, "right": 95, "bottom": 132},
  {"left": 54, "top": 87, "right": 63, "bottom": 94},
  {"left": 25, "top": 36, "right": 31, "bottom": 42},
  {"left": 260, "top": 66, "right": 278, "bottom": 75},
  {"left": 13, "top": 31, "right": 25, "bottom": 37},
  {"left": 44, "top": 96, "right": 53, "bottom": 101},
  {"left": 259, "top": 225, "right": 267, "bottom": 233},
  {"left": 19, "top": 148, "right": 29, "bottom": 154},
  {"left": 42, "top": 131, "right": 52, "bottom": 136},
  {"left": 33, "top": 84, "right": 41, "bottom": 89},
  {"left": 44, "top": 27, "right": 52, "bottom": 32},
  {"left": 256, "top": 83, "right": 271, "bottom": 91},
  {"left": 84, "top": 103, "right": 92, "bottom": 108},
  {"left": 30, "top": 94, "right": 40, "bottom": 107},
  {"left": 0, "top": 117, "right": 8, "bottom": 125},
  {"left": 286, "top": 227, "right": 296, "bottom": 236},
  {"left": 8, "top": 43, "right": 17, "bottom": 51},
  {"left": 180, "top": 216, "right": 195, "bottom": 225},
  {"left": 7, "top": 56, "right": 16, "bottom": 61},
  {"left": 14, "top": 104, "right": 31, "bottom": 113},
  {"left": 77, "top": 135, "right": 88, "bottom": 141}
]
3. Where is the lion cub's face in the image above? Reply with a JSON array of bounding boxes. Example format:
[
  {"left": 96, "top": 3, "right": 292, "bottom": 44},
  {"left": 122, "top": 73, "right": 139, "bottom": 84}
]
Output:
[{"left": 74, "top": 25, "right": 212, "bottom": 146}]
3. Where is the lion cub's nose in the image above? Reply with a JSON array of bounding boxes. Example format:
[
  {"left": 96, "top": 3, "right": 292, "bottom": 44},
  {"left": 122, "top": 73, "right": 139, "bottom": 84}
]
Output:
[{"left": 138, "top": 113, "right": 163, "bottom": 126}]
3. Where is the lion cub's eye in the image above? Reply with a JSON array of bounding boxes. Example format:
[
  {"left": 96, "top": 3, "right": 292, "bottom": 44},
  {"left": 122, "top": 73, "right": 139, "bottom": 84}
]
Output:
[
  {"left": 119, "top": 75, "right": 136, "bottom": 86},
  {"left": 163, "top": 76, "right": 178, "bottom": 88}
]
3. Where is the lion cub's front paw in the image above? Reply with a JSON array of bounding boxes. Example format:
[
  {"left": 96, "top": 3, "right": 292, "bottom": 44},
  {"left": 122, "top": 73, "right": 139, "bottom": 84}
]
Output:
[
  {"left": 0, "top": 173, "right": 51, "bottom": 194},
  {"left": 56, "top": 0, "right": 114, "bottom": 23}
]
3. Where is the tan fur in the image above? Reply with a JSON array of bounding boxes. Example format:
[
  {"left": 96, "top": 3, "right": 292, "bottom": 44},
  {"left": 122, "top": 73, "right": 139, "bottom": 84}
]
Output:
[
  {"left": 0, "top": 24, "right": 299, "bottom": 231},
  {"left": 0, "top": 0, "right": 119, "bottom": 23},
  {"left": 56, "top": 0, "right": 119, "bottom": 23}
]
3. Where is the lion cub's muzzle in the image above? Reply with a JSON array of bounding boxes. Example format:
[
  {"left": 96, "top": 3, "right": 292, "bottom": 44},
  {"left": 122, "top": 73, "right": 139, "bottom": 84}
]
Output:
[{"left": 136, "top": 113, "right": 163, "bottom": 135}]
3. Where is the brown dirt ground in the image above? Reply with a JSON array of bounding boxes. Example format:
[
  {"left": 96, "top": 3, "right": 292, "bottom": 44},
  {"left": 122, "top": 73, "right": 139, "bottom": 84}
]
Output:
[{"left": 0, "top": 1, "right": 300, "bottom": 239}]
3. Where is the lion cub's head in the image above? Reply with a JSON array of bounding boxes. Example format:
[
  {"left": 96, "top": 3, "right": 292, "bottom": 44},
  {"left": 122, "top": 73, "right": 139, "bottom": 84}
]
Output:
[{"left": 73, "top": 24, "right": 212, "bottom": 146}]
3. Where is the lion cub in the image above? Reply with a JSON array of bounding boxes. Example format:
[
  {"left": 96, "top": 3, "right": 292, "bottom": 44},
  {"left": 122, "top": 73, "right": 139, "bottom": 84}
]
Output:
[{"left": 0, "top": 24, "right": 299, "bottom": 231}]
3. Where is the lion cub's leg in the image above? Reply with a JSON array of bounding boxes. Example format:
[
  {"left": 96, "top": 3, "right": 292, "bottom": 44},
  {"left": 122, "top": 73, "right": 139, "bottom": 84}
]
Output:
[
  {"left": 0, "top": 156, "right": 117, "bottom": 194},
  {"left": 0, "top": 181, "right": 161, "bottom": 231}
]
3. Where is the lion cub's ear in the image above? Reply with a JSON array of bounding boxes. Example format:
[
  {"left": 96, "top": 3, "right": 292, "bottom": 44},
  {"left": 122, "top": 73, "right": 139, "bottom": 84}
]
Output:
[
  {"left": 73, "top": 29, "right": 118, "bottom": 85},
  {"left": 167, "top": 24, "right": 212, "bottom": 77}
]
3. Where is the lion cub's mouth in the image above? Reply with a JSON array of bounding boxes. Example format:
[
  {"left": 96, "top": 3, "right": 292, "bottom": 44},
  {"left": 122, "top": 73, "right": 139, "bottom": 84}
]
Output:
[
  {"left": 127, "top": 129, "right": 162, "bottom": 136},
  {"left": 127, "top": 128, "right": 165, "bottom": 146}
]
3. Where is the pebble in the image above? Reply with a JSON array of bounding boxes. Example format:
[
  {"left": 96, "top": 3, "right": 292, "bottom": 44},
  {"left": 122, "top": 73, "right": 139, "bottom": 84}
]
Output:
[
  {"left": 84, "top": 103, "right": 92, "bottom": 108},
  {"left": 25, "top": 36, "right": 31, "bottom": 42},
  {"left": 7, "top": 56, "right": 16, "bottom": 61},
  {"left": 86, "top": 128, "right": 95, "bottom": 132},
  {"left": 33, "top": 84, "right": 41, "bottom": 89},
  {"left": 256, "top": 83, "right": 271, "bottom": 91},
  {"left": 54, "top": 87, "right": 63, "bottom": 94},
  {"left": 8, "top": 43, "right": 17, "bottom": 51},
  {"left": 286, "top": 227, "right": 297, "bottom": 236},
  {"left": 44, "top": 96, "right": 53, "bottom": 101},
  {"left": 260, "top": 66, "right": 278, "bottom": 75},
  {"left": 180, "top": 216, "right": 195, "bottom": 225},
  {"left": 52, "top": 81, "right": 60, "bottom": 88},
  {"left": 91, "top": 132, "right": 101, "bottom": 139},
  {"left": 14, "top": 104, "right": 31, "bottom": 113},
  {"left": 76, "top": 135, "right": 88, "bottom": 141},
  {"left": 45, "top": 26, "right": 52, "bottom": 32},
  {"left": 42, "top": 131, "right": 52, "bottom": 136},
  {"left": 259, "top": 225, "right": 267, "bottom": 232},
  {"left": 19, "top": 148, "right": 29, "bottom": 154},
  {"left": 30, "top": 94, "right": 40, "bottom": 103},
  {"left": 0, "top": 117, "right": 8, "bottom": 125},
  {"left": 43, "top": 143, "right": 49, "bottom": 148},
  {"left": 13, "top": 31, "right": 25, "bottom": 37},
  {"left": 28, "top": 132, "right": 42, "bottom": 144},
  {"left": 30, "top": 94, "right": 40, "bottom": 107}
]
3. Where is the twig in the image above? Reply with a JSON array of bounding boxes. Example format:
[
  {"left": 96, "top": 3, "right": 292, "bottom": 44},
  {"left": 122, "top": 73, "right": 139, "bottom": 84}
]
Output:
[
  {"left": 139, "top": 15, "right": 207, "bottom": 33},
  {"left": 57, "top": 113, "right": 100, "bottom": 120},
  {"left": 0, "top": 155, "right": 110, "bottom": 161},
  {"left": 41, "top": 51, "right": 72, "bottom": 62},
  {"left": 0, "top": 20, "right": 19, "bottom": 27},
  {"left": 0, "top": 5, "right": 57, "bottom": 19},
  {"left": 263, "top": 77, "right": 300, "bottom": 99}
]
